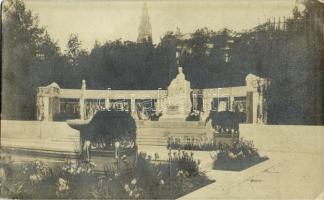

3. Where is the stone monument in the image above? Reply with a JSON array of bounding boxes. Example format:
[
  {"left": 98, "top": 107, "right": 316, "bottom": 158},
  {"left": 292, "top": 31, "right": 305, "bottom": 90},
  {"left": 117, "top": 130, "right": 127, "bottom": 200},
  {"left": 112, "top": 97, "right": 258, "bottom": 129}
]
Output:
[{"left": 161, "top": 67, "right": 192, "bottom": 120}]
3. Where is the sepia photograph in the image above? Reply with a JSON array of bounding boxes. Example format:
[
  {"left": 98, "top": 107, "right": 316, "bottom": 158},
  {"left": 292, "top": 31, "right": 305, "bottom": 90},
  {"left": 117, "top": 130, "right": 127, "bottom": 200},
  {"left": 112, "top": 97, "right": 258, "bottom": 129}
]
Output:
[{"left": 1, "top": 0, "right": 324, "bottom": 199}]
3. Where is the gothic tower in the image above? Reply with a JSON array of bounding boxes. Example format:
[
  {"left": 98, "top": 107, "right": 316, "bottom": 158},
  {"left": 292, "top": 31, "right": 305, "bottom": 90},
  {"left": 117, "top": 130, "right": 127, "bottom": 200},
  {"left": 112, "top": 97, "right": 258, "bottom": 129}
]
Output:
[{"left": 137, "top": 3, "right": 152, "bottom": 43}]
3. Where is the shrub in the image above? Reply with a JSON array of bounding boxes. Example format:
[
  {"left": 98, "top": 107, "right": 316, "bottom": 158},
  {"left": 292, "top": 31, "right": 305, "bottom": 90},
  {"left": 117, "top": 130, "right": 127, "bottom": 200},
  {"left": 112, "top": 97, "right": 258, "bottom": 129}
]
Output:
[
  {"left": 207, "top": 111, "right": 246, "bottom": 134},
  {"left": 211, "top": 139, "right": 268, "bottom": 171},
  {"left": 84, "top": 110, "right": 137, "bottom": 149}
]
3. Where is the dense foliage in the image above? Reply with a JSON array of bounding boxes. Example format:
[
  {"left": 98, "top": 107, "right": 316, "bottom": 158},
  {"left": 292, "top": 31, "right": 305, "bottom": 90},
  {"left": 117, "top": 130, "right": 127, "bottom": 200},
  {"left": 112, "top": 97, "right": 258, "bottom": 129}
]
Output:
[
  {"left": 84, "top": 110, "right": 137, "bottom": 149},
  {"left": 2, "top": 0, "right": 323, "bottom": 124}
]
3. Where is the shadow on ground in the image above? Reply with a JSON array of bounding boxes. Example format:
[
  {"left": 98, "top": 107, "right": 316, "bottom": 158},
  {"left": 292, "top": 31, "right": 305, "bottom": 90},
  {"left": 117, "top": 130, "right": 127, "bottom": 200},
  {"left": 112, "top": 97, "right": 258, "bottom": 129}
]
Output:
[{"left": 213, "top": 157, "right": 269, "bottom": 171}]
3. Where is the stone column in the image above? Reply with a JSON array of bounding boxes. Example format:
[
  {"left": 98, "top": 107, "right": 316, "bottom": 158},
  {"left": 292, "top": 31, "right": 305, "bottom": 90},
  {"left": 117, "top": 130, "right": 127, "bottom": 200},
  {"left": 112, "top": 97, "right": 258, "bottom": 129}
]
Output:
[
  {"left": 192, "top": 90, "right": 198, "bottom": 111},
  {"left": 105, "top": 98, "right": 110, "bottom": 110},
  {"left": 229, "top": 96, "right": 234, "bottom": 111},
  {"left": 131, "top": 97, "right": 137, "bottom": 120},
  {"left": 80, "top": 80, "right": 86, "bottom": 120},
  {"left": 105, "top": 88, "right": 111, "bottom": 110},
  {"left": 201, "top": 95, "right": 212, "bottom": 122},
  {"left": 252, "top": 92, "right": 259, "bottom": 123},
  {"left": 156, "top": 88, "right": 162, "bottom": 112}
]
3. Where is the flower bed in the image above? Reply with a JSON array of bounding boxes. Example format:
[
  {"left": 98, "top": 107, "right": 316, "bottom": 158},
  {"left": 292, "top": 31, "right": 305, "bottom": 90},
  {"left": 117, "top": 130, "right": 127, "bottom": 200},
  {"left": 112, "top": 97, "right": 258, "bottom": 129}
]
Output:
[
  {"left": 0, "top": 151, "right": 213, "bottom": 199},
  {"left": 89, "top": 147, "right": 137, "bottom": 174},
  {"left": 211, "top": 139, "right": 268, "bottom": 171}
]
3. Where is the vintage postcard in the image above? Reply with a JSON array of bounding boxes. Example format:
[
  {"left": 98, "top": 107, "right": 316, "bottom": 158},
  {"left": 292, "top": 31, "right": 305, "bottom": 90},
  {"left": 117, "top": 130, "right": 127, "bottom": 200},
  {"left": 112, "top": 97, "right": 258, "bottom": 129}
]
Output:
[{"left": 1, "top": 0, "right": 324, "bottom": 199}]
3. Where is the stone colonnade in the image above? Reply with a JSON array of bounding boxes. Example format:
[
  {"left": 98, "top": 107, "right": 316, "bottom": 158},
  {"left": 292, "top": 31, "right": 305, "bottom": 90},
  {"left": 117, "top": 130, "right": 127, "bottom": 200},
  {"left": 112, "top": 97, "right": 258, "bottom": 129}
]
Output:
[{"left": 37, "top": 73, "right": 269, "bottom": 124}]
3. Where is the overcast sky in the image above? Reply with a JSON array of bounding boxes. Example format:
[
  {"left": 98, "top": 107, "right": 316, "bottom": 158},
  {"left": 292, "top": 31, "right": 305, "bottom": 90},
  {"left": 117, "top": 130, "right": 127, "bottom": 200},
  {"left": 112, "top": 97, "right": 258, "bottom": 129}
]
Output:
[{"left": 24, "top": 0, "right": 299, "bottom": 50}]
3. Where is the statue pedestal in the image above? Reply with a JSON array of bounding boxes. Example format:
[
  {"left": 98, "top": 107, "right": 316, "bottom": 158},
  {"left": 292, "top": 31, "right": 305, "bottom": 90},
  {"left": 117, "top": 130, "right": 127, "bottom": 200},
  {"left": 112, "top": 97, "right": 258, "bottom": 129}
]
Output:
[{"left": 160, "top": 104, "right": 190, "bottom": 121}]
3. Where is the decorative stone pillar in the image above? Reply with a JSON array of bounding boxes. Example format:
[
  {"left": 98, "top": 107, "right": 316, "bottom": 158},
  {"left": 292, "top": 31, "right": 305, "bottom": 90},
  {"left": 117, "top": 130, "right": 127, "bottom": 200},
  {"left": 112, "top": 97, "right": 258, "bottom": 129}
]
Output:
[
  {"left": 36, "top": 95, "right": 48, "bottom": 121},
  {"left": 36, "top": 82, "right": 60, "bottom": 121},
  {"left": 80, "top": 80, "right": 86, "bottom": 120},
  {"left": 246, "top": 74, "right": 270, "bottom": 124}
]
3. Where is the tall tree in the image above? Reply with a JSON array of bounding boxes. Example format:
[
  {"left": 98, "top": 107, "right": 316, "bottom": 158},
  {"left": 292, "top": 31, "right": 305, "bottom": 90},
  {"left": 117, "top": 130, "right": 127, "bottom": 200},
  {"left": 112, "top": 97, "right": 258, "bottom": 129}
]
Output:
[{"left": 2, "top": 0, "right": 62, "bottom": 119}]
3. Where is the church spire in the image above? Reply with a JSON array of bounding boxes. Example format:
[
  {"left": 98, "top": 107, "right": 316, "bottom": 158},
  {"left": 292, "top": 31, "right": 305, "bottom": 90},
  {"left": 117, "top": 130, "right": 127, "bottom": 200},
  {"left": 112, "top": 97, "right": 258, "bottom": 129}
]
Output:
[{"left": 137, "top": 2, "right": 152, "bottom": 43}]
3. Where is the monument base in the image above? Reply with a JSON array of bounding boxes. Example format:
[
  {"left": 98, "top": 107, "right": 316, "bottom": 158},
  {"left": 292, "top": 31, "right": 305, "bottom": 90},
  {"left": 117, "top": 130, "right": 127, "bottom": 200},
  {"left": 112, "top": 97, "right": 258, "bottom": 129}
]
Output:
[
  {"left": 159, "top": 113, "right": 189, "bottom": 121},
  {"left": 160, "top": 104, "right": 190, "bottom": 121}
]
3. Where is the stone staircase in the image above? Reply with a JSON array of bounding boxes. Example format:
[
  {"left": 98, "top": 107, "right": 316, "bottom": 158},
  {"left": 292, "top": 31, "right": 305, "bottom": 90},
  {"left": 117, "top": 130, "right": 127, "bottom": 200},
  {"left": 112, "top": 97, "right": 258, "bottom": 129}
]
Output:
[
  {"left": 135, "top": 120, "right": 207, "bottom": 146},
  {"left": 136, "top": 134, "right": 168, "bottom": 146}
]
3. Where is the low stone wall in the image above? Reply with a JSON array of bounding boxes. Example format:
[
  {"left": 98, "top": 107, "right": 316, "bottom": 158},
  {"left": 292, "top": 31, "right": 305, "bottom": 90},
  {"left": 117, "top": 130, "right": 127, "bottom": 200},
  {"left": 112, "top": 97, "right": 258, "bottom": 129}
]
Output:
[
  {"left": 1, "top": 120, "right": 81, "bottom": 153},
  {"left": 239, "top": 124, "right": 324, "bottom": 154}
]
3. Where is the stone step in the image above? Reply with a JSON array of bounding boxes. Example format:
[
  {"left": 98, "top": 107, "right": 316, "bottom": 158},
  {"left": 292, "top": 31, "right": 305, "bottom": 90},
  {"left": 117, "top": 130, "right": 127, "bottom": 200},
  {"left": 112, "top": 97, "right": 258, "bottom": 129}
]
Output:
[
  {"left": 136, "top": 133, "right": 168, "bottom": 146},
  {"left": 137, "top": 136, "right": 166, "bottom": 139},
  {"left": 138, "top": 133, "right": 205, "bottom": 138},
  {"left": 139, "top": 127, "right": 206, "bottom": 130},
  {"left": 137, "top": 142, "right": 167, "bottom": 147},
  {"left": 136, "top": 140, "right": 167, "bottom": 145},
  {"left": 139, "top": 121, "right": 205, "bottom": 128}
]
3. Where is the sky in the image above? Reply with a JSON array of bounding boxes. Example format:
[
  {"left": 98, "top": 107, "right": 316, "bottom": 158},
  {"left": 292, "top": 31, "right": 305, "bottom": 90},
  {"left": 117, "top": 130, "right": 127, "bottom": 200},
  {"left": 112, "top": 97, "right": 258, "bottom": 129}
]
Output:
[{"left": 24, "top": 0, "right": 299, "bottom": 51}]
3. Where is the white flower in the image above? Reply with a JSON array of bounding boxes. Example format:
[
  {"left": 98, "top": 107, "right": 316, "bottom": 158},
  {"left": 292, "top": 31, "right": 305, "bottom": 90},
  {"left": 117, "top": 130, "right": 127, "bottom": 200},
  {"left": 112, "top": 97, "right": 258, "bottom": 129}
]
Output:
[
  {"left": 131, "top": 178, "right": 137, "bottom": 185},
  {"left": 36, "top": 174, "right": 42, "bottom": 182},
  {"left": 129, "top": 190, "right": 133, "bottom": 197},
  {"left": 177, "top": 170, "right": 184, "bottom": 177},
  {"left": 81, "top": 167, "right": 86, "bottom": 173},
  {"left": 160, "top": 179, "right": 165, "bottom": 185},
  {"left": 0, "top": 168, "right": 5, "bottom": 178},
  {"left": 76, "top": 167, "right": 82, "bottom": 174},
  {"left": 228, "top": 152, "right": 236, "bottom": 159},
  {"left": 87, "top": 168, "right": 92, "bottom": 174},
  {"left": 124, "top": 184, "right": 130, "bottom": 192},
  {"left": 71, "top": 163, "right": 77, "bottom": 169},
  {"left": 35, "top": 160, "right": 41, "bottom": 166},
  {"left": 68, "top": 168, "right": 76, "bottom": 175},
  {"left": 57, "top": 178, "right": 69, "bottom": 191},
  {"left": 184, "top": 171, "right": 190, "bottom": 177},
  {"left": 29, "top": 174, "right": 39, "bottom": 184}
]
